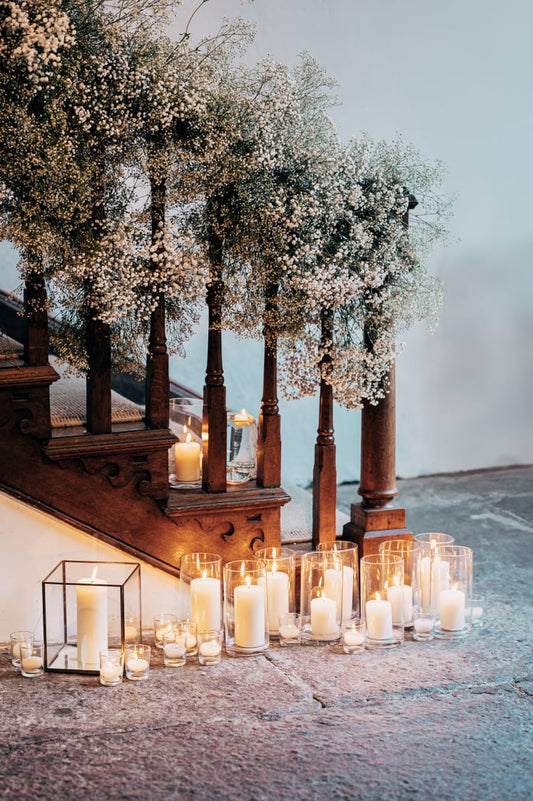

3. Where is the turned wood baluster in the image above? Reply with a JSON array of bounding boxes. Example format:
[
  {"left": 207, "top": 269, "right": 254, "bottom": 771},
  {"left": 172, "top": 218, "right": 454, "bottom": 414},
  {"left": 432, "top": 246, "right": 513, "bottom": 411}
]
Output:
[
  {"left": 145, "top": 174, "right": 170, "bottom": 430},
  {"left": 86, "top": 312, "right": 112, "bottom": 434},
  {"left": 312, "top": 308, "right": 337, "bottom": 546},
  {"left": 257, "top": 283, "right": 282, "bottom": 488},
  {"left": 23, "top": 265, "right": 49, "bottom": 367},
  {"left": 202, "top": 231, "right": 227, "bottom": 493}
]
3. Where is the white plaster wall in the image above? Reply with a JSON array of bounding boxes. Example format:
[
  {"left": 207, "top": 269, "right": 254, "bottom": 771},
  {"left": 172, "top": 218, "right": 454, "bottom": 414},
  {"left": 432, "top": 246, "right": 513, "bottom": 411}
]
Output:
[
  {"left": 1, "top": 0, "right": 532, "bottom": 487},
  {"left": 0, "top": 490, "right": 181, "bottom": 643}
]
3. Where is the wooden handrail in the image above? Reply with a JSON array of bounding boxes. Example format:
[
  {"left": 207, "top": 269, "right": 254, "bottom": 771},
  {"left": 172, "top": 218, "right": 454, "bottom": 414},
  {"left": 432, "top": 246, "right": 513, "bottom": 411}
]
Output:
[{"left": 312, "top": 308, "right": 337, "bottom": 546}]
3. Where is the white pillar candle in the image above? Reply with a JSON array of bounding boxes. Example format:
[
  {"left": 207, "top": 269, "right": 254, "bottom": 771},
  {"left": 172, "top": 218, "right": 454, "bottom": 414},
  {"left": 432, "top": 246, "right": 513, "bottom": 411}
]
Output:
[
  {"left": 386, "top": 583, "right": 413, "bottom": 626},
  {"left": 310, "top": 594, "right": 337, "bottom": 636},
  {"left": 264, "top": 570, "right": 289, "bottom": 633},
  {"left": 365, "top": 598, "right": 393, "bottom": 640},
  {"left": 174, "top": 429, "right": 201, "bottom": 482},
  {"left": 431, "top": 558, "right": 450, "bottom": 612},
  {"left": 77, "top": 574, "right": 108, "bottom": 669},
  {"left": 191, "top": 575, "right": 221, "bottom": 632},
  {"left": 234, "top": 580, "right": 266, "bottom": 648},
  {"left": 439, "top": 588, "right": 465, "bottom": 631},
  {"left": 419, "top": 556, "right": 431, "bottom": 611}
]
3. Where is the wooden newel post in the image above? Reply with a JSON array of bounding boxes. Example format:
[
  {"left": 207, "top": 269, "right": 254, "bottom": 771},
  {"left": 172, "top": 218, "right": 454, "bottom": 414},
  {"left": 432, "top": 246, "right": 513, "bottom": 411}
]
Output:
[
  {"left": 312, "top": 309, "right": 337, "bottom": 547},
  {"left": 342, "top": 196, "right": 417, "bottom": 555},
  {"left": 257, "top": 283, "right": 281, "bottom": 488},
  {"left": 202, "top": 232, "right": 227, "bottom": 493}
]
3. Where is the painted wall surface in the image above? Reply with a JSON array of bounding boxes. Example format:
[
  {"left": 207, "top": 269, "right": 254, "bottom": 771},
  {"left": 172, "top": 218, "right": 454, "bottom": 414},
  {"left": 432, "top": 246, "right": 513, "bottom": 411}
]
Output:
[
  {"left": 0, "top": 491, "right": 181, "bottom": 643},
  {"left": 1, "top": 0, "right": 532, "bottom": 486}
]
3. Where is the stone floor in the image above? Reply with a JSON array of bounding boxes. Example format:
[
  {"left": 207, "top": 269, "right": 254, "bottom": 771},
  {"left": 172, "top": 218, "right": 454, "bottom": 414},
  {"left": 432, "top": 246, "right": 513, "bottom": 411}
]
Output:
[{"left": 1, "top": 465, "right": 532, "bottom": 800}]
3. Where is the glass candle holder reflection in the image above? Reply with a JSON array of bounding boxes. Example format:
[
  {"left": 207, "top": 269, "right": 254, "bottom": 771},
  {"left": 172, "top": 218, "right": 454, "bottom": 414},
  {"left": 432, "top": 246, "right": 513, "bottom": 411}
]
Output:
[
  {"left": 316, "top": 540, "right": 359, "bottom": 621},
  {"left": 379, "top": 540, "right": 421, "bottom": 628},
  {"left": 224, "top": 560, "right": 269, "bottom": 655},
  {"left": 254, "top": 547, "right": 295, "bottom": 637},
  {"left": 226, "top": 410, "right": 257, "bottom": 485},
  {"left": 361, "top": 553, "right": 404, "bottom": 648},
  {"left": 300, "top": 551, "right": 343, "bottom": 644}
]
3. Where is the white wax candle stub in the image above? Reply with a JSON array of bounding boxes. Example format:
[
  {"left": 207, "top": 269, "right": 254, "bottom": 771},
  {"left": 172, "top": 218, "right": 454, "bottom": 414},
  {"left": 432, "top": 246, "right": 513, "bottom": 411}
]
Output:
[
  {"left": 200, "top": 641, "right": 221, "bottom": 658},
  {"left": 233, "top": 409, "right": 254, "bottom": 426},
  {"left": 344, "top": 629, "right": 364, "bottom": 647},
  {"left": 439, "top": 588, "right": 465, "bottom": 631},
  {"left": 174, "top": 429, "right": 201, "bottom": 482},
  {"left": 310, "top": 594, "right": 337, "bottom": 636},
  {"left": 472, "top": 606, "right": 483, "bottom": 621},
  {"left": 365, "top": 598, "right": 393, "bottom": 640},
  {"left": 234, "top": 581, "right": 266, "bottom": 648},
  {"left": 77, "top": 573, "right": 108, "bottom": 668},
  {"left": 21, "top": 656, "right": 43, "bottom": 671},
  {"left": 279, "top": 623, "right": 299, "bottom": 639},
  {"left": 191, "top": 575, "right": 222, "bottom": 631},
  {"left": 414, "top": 617, "right": 433, "bottom": 634},
  {"left": 128, "top": 657, "right": 149, "bottom": 673},
  {"left": 100, "top": 664, "right": 122, "bottom": 682},
  {"left": 164, "top": 643, "right": 186, "bottom": 659}
]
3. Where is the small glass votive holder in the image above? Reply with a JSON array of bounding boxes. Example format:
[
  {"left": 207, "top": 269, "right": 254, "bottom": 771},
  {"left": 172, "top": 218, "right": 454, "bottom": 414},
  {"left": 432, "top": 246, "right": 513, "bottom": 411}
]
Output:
[
  {"left": 254, "top": 547, "right": 296, "bottom": 638},
  {"left": 125, "top": 644, "right": 151, "bottom": 681},
  {"left": 99, "top": 649, "right": 124, "bottom": 686},
  {"left": 19, "top": 640, "right": 44, "bottom": 678},
  {"left": 360, "top": 553, "right": 404, "bottom": 648},
  {"left": 469, "top": 596, "right": 484, "bottom": 628},
  {"left": 162, "top": 629, "right": 187, "bottom": 667},
  {"left": 412, "top": 610, "right": 434, "bottom": 641},
  {"left": 153, "top": 613, "right": 178, "bottom": 648},
  {"left": 198, "top": 630, "right": 223, "bottom": 666},
  {"left": 342, "top": 618, "right": 365, "bottom": 654},
  {"left": 316, "top": 541, "right": 359, "bottom": 621},
  {"left": 433, "top": 545, "right": 473, "bottom": 639},
  {"left": 10, "top": 631, "right": 34, "bottom": 667},
  {"left": 177, "top": 619, "right": 198, "bottom": 657},
  {"left": 278, "top": 613, "right": 301, "bottom": 646}
]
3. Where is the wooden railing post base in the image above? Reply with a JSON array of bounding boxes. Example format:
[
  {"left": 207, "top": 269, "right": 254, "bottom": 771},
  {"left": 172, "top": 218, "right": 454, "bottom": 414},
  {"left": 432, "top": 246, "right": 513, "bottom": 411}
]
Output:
[{"left": 342, "top": 503, "right": 413, "bottom": 556}]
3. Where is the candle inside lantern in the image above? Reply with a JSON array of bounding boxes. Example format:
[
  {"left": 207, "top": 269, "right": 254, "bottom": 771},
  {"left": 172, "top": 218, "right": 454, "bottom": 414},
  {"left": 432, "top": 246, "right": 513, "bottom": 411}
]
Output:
[
  {"left": 310, "top": 592, "right": 337, "bottom": 636},
  {"left": 365, "top": 594, "right": 393, "bottom": 640},
  {"left": 263, "top": 564, "right": 289, "bottom": 634},
  {"left": 439, "top": 586, "right": 465, "bottom": 631},
  {"left": 77, "top": 568, "right": 108, "bottom": 669},
  {"left": 191, "top": 571, "right": 221, "bottom": 632},
  {"left": 174, "top": 427, "right": 201, "bottom": 482},
  {"left": 234, "top": 576, "right": 266, "bottom": 649}
]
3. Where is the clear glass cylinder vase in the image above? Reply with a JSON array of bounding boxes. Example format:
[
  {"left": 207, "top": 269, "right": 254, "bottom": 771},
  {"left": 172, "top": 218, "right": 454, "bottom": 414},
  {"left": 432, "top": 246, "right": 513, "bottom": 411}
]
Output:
[
  {"left": 226, "top": 410, "right": 257, "bottom": 485},
  {"left": 432, "top": 545, "right": 473, "bottom": 638},
  {"left": 316, "top": 540, "right": 359, "bottom": 621},
  {"left": 254, "top": 547, "right": 296, "bottom": 637},
  {"left": 300, "top": 551, "right": 343, "bottom": 644},
  {"left": 223, "top": 560, "right": 269, "bottom": 655},
  {"left": 179, "top": 553, "right": 223, "bottom": 634},
  {"left": 379, "top": 540, "right": 421, "bottom": 628},
  {"left": 360, "top": 553, "right": 404, "bottom": 648}
]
